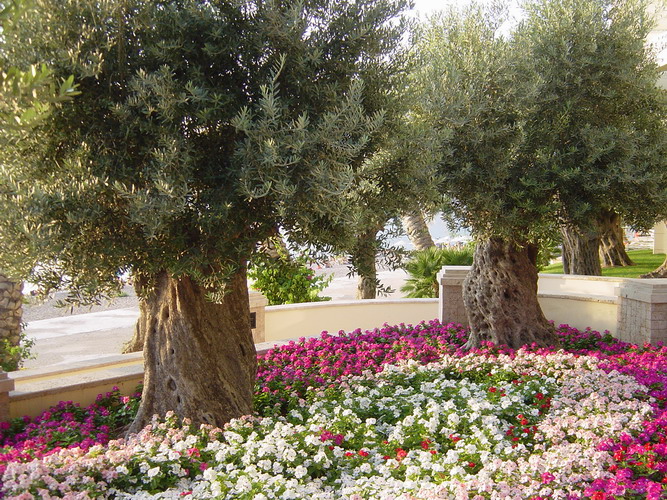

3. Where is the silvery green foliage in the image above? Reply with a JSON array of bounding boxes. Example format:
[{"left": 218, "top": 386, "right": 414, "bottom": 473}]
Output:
[
  {"left": 0, "top": 0, "right": 80, "bottom": 138},
  {"left": 411, "top": 0, "right": 667, "bottom": 243},
  {"left": 0, "top": 0, "right": 410, "bottom": 304},
  {"left": 519, "top": 0, "right": 667, "bottom": 233}
]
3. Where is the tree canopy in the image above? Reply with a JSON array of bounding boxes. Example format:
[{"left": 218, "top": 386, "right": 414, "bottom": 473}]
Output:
[
  {"left": 522, "top": 0, "right": 667, "bottom": 275},
  {"left": 0, "top": 0, "right": 412, "bottom": 428},
  {"left": 0, "top": 0, "right": 411, "bottom": 302},
  {"left": 410, "top": 0, "right": 667, "bottom": 346}
]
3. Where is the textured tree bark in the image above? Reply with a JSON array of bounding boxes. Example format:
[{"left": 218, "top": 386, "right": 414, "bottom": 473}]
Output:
[
  {"left": 355, "top": 227, "right": 380, "bottom": 300},
  {"left": 463, "top": 238, "right": 556, "bottom": 349},
  {"left": 402, "top": 210, "right": 435, "bottom": 250},
  {"left": 122, "top": 275, "right": 150, "bottom": 354},
  {"left": 127, "top": 268, "right": 256, "bottom": 434},
  {"left": 641, "top": 255, "right": 667, "bottom": 278},
  {"left": 0, "top": 274, "right": 23, "bottom": 369},
  {"left": 598, "top": 211, "right": 633, "bottom": 268},
  {"left": 561, "top": 225, "right": 602, "bottom": 276}
]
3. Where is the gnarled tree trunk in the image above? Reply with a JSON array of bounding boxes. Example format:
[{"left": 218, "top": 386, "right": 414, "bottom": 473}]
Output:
[
  {"left": 561, "top": 225, "right": 602, "bottom": 276},
  {"left": 598, "top": 211, "right": 633, "bottom": 268},
  {"left": 402, "top": 210, "right": 435, "bottom": 250},
  {"left": 355, "top": 228, "right": 380, "bottom": 300},
  {"left": 641, "top": 255, "right": 667, "bottom": 278},
  {"left": 123, "top": 275, "right": 150, "bottom": 353},
  {"left": 127, "top": 268, "right": 256, "bottom": 434},
  {"left": 463, "top": 238, "right": 556, "bottom": 349}
]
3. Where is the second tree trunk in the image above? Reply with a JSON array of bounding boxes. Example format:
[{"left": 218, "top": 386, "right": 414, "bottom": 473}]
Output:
[
  {"left": 598, "top": 212, "right": 633, "bottom": 268},
  {"left": 354, "top": 227, "right": 382, "bottom": 300},
  {"left": 463, "top": 238, "right": 556, "bottom": 349},
  {"left": 402, "top": 210, "right": 435, "bottom": 251},
  {"left": 561, "top": 225, "right": 602, "bottom": 276}
]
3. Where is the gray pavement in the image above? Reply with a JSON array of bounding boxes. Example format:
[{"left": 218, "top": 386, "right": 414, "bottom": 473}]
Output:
[
  {"left": 19, "top": 267, "right": 410, "bottom": 371},
  {"left": 22, "top": 309, "right": 139, "bottom": 369}
]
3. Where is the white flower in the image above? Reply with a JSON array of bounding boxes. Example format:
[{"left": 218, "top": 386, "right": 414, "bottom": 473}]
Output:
[
  {"left": 203, "top": 468, "right": 217, "bottom": 481},
  {"left": 294, "top": 465, "right": 308, "bottom": 479},
  {"left": 282, "top": 448, "right": 297, "bottom": 462}
]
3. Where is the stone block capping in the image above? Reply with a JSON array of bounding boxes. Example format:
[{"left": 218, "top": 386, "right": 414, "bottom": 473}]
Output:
[
  {"left": 617, "top": 278, "right": 667, "bottom": 345},
  {"left": 249, "top": 291, "right": 268, "bottom": 343},
  {"left": 438, "top": 266, "right": 471, "bottom": 327}
]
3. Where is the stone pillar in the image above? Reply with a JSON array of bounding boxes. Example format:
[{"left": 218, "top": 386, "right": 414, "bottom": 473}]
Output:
[
  {"left": 438, "top": 266, "right": 471, "bottom": 326},
  {"left": 617, "top": 278, "right": 667, "bottom": 345},
  {"left": 0, "top": 274, "right": 23, "bottom": 369},
  {"left": 0, "top": 371, "right": 14, "bottom": 422},
  {"left": 249, "top": 291, "right": 268, "bottom": 344}
]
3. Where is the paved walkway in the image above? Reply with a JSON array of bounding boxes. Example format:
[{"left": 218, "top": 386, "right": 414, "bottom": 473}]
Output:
[
  {"left": 21, "top": 268, "right": 410, "bottom": 370},
  {"left": 22, "top": 309, "right": 139, "bottom": 369}
]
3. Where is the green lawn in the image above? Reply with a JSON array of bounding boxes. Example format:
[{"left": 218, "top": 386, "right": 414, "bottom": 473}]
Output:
[{"left": 541, "top": 249, "right": 665, "bottom": 278}]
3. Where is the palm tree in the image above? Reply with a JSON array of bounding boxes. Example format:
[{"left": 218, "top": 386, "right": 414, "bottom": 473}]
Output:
[
  {"left": 401, "top": 210, "right": 435, "bottom": 251},
  {"left": 401, "top": 246, "right": 474, "bottom": 298}
]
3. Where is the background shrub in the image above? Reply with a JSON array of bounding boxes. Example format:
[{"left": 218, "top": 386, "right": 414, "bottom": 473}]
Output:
[{"left": 401, "top": 246, "right": 474, "bottom": 298}]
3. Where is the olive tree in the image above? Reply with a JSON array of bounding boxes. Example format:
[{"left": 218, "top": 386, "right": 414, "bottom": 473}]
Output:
[
  {"left": 413, "top": 6, "right": 558, "bottom": 348},
  {"left": 411, "top": 0, "right": 667, "bottom": 348},
  {"left": 346, "top": 130, "right": 442, "bottom": 299},
  {"left": 522, "top": 0, "right": 667, "bottom": 275},
  {"left": 0, "top": 0, "right": 411, "bottom": 431},
  {"left": 0, "top": 0, "right": 80, "bottom": 369}
]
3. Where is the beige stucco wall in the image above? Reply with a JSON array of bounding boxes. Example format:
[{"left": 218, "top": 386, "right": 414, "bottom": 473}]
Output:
[
  {"left": 7, "top": 275, "right": 660, "bottom": 419},
  {"left": 537, "top": 273, "right": 621, "bottom": 334},
  {"left": 537, "top": 296, "right": 619, "bottom": 334},
  {"left": 264, "top": 299, "right": 439, "bottom": 342}
]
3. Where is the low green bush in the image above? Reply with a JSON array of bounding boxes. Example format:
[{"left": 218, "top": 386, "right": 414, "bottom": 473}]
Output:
[
  {"left": 0, "top": 330, "right": 35, "bottom": 372},
  {"left": 248, "top": 246, "right": 332, "bottom": 305}
]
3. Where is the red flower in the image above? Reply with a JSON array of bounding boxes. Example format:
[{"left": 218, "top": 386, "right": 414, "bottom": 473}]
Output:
[
  {"left": 358, "top": 450, "right": 369, "bottom": 457},
  {"left": 489, "top": 387, "right": 497, "bottom": 393},
  {"left": 396, "top": 448, "right": 407, "bottom": 461},
  {"left": 467, "top": 462, "right": 476, "bottom": 468},
  {"left": 420, "top": 440, "right": 431, "bottom": 450}
]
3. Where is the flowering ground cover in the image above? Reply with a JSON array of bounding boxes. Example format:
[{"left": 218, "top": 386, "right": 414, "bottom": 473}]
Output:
[
  {"left": 1, "top": 320, "right": 667, "bottom": 499},
  {"left": 0, "top": 387, "right": 141, "bottom": 477}
]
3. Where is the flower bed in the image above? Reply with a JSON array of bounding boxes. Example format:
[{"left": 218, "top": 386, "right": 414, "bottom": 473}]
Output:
[{"left": 1, "top": 320, "right": 667, "bottom": 499}]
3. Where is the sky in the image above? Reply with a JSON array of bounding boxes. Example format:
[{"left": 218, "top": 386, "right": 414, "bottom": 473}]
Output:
[{"left": 412, "top": 0, "right": 473, "bottom": 16}]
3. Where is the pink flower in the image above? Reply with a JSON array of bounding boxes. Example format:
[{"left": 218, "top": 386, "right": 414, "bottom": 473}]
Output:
[{"left": 541, "top": 472, "right": 555, "bottom": 484}]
